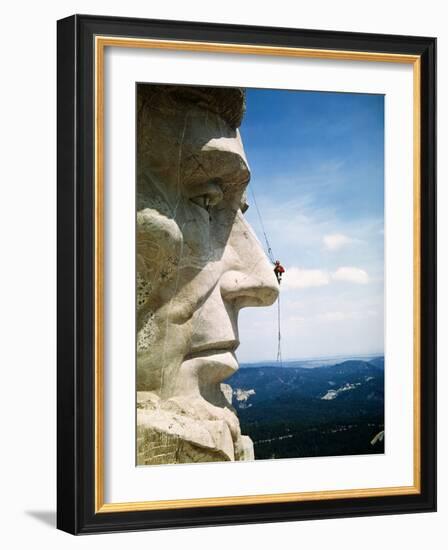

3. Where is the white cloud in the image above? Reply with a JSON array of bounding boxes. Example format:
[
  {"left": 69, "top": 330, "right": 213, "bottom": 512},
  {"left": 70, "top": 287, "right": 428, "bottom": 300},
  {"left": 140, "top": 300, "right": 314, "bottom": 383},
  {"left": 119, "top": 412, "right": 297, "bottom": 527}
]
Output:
[
  {"left": 366, "top": 310, "right": 378, "bottom": 317},
  {"left": 282, "top": 265, "right": 369, "bottom": 289},
  {"left": 323, "top": 233, "right": 352, "bottom": 251},
  {"left": 288, "top": 315, "right": 306, "bottom": 322},
  {"left": 318, "top": 311, "right": 360, "bottom": 322},
  {"left": 332, "top": 267, "right": 369, "bottom": 284},
  {"left": 285, "top": 299, "right": 304, "bottom": 310},
  {"left": 316, "top": 309, "right": 378, "bottom": 323},
  {"left": 282, "top": 267, "right": 330, "bottom": 289},
  {"left": 318, "top": 311, "right": 348, "bottom": 322}
]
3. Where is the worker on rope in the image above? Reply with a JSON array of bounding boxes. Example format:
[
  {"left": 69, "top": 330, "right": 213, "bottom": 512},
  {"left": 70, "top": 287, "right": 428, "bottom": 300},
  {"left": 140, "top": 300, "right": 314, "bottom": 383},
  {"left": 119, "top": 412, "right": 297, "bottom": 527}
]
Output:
[{"left": 273, "top": 260, "right": 285, "bottom": 284}]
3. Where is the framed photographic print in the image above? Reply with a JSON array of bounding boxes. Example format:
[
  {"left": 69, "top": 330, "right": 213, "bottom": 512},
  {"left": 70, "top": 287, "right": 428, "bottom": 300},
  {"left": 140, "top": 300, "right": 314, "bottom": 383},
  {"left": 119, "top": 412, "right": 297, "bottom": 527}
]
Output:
[{"left": 57, "top": 14, "right": 436, "bottom": 534}]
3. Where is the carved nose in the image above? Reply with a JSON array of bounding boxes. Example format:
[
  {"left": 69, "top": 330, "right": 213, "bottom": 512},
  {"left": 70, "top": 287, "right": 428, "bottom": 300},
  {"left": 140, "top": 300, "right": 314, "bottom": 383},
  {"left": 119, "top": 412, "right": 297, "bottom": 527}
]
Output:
[{"left": 220, "top": 268, "right": 279, "bottom": 309}]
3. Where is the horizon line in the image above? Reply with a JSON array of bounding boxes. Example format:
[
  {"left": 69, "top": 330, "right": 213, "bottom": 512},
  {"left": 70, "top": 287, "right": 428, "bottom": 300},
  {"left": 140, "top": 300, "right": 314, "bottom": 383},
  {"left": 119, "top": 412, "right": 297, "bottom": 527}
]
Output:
[{"left": 239, "top": 351, "right": 384, "bottom": 365}]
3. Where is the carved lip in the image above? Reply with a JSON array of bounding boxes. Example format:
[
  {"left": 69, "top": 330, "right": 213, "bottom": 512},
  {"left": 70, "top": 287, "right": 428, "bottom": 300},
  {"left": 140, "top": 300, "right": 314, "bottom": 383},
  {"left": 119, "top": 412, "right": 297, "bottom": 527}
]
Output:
[
  {"left": 185, "top": 339, "right": 239, "bottom": 360},
  {"left": 184, "top": 341, "right": 240, "bottom": 380},
  {"left": 184, "top": 351, "right": 239, "bottom": 381}
]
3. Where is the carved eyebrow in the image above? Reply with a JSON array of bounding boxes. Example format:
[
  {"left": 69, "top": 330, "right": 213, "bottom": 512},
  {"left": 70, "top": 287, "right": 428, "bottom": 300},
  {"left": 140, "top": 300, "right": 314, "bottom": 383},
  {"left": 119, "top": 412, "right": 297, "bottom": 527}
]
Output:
[{"left": 183, "top": 149, "right": 250, "bottom": 191}]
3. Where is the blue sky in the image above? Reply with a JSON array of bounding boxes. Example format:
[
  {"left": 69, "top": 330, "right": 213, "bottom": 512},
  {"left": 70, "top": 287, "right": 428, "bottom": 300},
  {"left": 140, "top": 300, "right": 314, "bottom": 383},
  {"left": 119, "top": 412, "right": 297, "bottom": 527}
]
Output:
[{"left": 236, "top": 88, "right": 384, "bottom": 363}]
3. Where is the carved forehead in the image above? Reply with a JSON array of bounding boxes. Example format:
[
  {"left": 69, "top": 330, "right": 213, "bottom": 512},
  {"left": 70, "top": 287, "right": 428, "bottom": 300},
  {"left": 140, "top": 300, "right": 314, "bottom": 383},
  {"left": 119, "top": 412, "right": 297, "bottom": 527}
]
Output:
[{"left": 137, "top": 84, "right": 246, "bottom": 130}]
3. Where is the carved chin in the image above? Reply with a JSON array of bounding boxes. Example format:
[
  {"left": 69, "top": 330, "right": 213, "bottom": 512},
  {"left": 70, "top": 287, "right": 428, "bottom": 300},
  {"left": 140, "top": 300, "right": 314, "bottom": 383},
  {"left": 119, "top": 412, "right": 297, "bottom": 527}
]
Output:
[
  {"left": 136, "top": 389, "right": 254, "bottom": 464},
  {"left": 136, "top": 350, "right": 252, "bottom": 465}
]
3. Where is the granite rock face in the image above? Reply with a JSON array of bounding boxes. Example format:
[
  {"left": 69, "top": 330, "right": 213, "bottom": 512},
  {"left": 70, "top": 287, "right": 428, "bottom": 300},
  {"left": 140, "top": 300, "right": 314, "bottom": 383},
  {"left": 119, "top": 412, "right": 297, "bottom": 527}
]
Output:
[
  {"left": 137, "top": 388, "right": 254, "bottom": 464},
  {"left": 136, "top": 84, "right": 278, "bottom": 465}
]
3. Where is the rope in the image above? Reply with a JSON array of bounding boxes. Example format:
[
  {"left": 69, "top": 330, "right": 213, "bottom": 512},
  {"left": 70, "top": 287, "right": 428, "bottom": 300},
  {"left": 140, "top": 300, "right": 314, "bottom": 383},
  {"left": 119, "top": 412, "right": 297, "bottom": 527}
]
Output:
[
  {"left": 249, "top": 184, "right": 282, "bottom": 365},
  {"left": 249, "top": 186, "right": 275, "bottom": 264},
  {"left": 276, "top": 290, "right": 282, "bottom": 367}
]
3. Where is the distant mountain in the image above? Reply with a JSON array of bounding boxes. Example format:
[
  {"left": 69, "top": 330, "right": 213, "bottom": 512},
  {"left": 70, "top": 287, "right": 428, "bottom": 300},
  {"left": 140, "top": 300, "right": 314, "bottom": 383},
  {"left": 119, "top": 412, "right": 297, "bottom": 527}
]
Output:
[
  {"left": 227, "top": 359, "right": 384, "bottom": 460},
  {"left": 368, "top": 356, "right": 385, "bottom": 369},
  {"left": 239, "top": 354, "right": 384, "bottom": 370}
]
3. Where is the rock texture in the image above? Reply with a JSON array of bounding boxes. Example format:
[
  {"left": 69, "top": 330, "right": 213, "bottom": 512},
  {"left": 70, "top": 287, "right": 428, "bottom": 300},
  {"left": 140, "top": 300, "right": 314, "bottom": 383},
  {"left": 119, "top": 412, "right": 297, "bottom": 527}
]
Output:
[
  {"left": 136, "top": 84, "right": 278, "bottom": 465},
  {"left": 137, "top": 387, "right": 254, "bottom": 464}
]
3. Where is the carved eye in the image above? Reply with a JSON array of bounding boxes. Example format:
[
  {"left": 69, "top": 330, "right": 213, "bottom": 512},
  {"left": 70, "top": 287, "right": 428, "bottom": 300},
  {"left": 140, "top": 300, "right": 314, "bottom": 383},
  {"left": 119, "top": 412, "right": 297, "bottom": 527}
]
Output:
[
  {"left": 189, "top": 182, "right": 223, "bottom": 212},
  {"left": 190, "top": 195, "right": 213, "bottom": 211},
  {"left": 241, "top": 201, "right": 249, "bottom": 214}
]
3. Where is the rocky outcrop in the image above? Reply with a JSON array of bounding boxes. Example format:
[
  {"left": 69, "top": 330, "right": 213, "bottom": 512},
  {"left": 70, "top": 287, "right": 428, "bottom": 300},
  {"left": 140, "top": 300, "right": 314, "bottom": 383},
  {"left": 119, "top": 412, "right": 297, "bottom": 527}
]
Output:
[{"left": 137, "top": 388, "right": 254, "bottom": 465}]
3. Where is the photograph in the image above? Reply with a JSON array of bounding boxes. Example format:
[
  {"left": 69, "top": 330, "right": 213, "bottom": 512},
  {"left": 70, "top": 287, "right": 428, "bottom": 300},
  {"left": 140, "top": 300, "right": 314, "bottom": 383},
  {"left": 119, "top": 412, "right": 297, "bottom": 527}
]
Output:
[
  {"left": 55, "top": 13, "right": 436, "bottom": 533},
  {"left": 0, "top": 0, "right": 443, "bottom": 545},
  {"left": 136, "top": 83, "right": 385, "bottom": 466}
]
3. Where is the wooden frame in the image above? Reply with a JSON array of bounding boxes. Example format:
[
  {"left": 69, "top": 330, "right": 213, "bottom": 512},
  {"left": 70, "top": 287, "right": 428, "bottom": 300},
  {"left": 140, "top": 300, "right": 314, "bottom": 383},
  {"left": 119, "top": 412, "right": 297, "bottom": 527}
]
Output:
[{"left": 57, "top": 14, "right": 436, "bottom": 534}]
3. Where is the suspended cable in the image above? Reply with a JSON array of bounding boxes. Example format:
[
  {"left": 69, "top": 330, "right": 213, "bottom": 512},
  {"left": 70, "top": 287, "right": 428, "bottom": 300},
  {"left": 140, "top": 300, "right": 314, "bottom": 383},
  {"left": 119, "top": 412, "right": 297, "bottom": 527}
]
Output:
[
  {"left": 276, "top": 291, "right": 282, "bottom": 367},
  {"left": 249, "top": 185, "right": 275, "bottom": 264},
  {"left": 249, "top": 183, "right": 283, "bottom": 365}
]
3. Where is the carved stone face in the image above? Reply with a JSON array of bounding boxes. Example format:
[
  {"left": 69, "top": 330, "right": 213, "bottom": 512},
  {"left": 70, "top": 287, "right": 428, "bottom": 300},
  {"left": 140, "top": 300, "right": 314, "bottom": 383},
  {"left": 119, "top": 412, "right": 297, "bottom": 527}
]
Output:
[{"left": 136, "top": 85, "right": 279, "bottom": 464}]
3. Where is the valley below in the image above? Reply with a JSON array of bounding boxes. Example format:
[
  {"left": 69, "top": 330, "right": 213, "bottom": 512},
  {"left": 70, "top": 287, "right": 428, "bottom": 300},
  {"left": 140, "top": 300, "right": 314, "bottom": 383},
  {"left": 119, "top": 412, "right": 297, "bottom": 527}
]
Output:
[{"left": 228, "top": 357, "right": 385, "bottom": 460}]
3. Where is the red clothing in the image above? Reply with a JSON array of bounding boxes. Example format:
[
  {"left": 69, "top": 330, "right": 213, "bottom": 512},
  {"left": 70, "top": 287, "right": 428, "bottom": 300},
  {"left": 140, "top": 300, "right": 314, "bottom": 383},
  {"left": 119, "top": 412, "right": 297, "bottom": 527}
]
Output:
[{"left": 274, "top": 264, "right": 285, "bottom": 274}]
